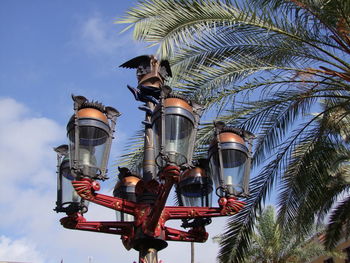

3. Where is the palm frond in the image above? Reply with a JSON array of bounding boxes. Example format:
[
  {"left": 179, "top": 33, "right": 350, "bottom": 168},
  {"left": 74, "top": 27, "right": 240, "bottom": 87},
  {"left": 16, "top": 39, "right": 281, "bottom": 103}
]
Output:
[
  {"left": 325, "top": 194, "right": 350, "bottom": 249},
  {"left": 277, "top": 99, "right": 350, "bottom": 235},
  {"left": 114, "top": 129, "right": 144, "bottom": 173},
  {"left": 277, "top": 135, "right": 348, "bottom": 233}
]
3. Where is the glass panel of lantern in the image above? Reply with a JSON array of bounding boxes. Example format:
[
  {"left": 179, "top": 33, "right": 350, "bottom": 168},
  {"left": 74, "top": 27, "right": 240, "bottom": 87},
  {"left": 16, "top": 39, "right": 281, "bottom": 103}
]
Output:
[
  {"left": 66, "top": 96, "right": 119, "bottom": 179},
  {"left": 208, "top": 128, "right": 250, "bottom": 197},
  {"left": 177, "top": 164, "right": 213, "bottom": 207},
  {"left": 152, "top": 95, "right": 199, "bottom": 168},
  {"left": 60, "top": 156, "right": 83, "bottom": 205},
  {"left": 113, "top": 171, "right": 140, "bottom": 222},
  {"left": 54, "top": 145, "right": 85, "bottom": 214}
]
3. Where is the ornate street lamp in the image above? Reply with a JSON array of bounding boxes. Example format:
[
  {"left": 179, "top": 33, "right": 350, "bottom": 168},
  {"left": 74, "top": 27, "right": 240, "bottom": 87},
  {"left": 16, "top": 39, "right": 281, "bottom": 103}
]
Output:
[
  {"left": 54, "top": 144, "right": 87, "bottom": 214},
  {"left": 57, "top": 55, "right": 254, "bottom": 263},
  {"left": 208, "top": 122, "right": 254, "bottom": 197},
  {"left": 66, "top": 95, "right": 120, "bottom": 180},
  {"left": 152, "top": 94, "right": 202, "bottom": 168}
]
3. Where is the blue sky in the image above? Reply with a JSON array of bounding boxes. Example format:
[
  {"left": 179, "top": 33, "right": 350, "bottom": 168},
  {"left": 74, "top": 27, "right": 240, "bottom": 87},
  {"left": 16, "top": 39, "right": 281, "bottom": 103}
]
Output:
[{"left": 0, "top": 1, "right": 227, "bottom": 262}]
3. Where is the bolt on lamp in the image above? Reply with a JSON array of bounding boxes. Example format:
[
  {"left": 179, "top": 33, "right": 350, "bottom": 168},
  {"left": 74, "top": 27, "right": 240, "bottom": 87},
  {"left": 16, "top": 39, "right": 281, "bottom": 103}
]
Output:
[
  {"left": 66, "top": 95, "right": 120, "bottom": 180},
  {"left": 208, "top": 122, "right": 254, "bottom": 197}
]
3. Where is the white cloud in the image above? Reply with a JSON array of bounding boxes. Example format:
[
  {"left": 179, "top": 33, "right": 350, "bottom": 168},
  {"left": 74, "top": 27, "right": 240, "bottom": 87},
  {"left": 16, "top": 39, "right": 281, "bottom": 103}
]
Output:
[
  {"left": 80, "top": 16, "right": 120, "bottom": 55},
  {"left": 0, "top": 98, "right": 63, "bottom": 181},
  {"left": 73, "top": 13, "right": 156, "bottom": 59},
  {"left": 0, "top": 236, "right": 45, "bottom": 263},
  {"left": 78, "top": 15, "right": 132, "bottom": 56}
]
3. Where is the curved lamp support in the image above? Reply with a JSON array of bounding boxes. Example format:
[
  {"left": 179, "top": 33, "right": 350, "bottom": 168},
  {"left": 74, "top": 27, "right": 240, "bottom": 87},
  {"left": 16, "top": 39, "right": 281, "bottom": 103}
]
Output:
[{"left": 63, "top": 165, "right": 245, "bottom": 252}]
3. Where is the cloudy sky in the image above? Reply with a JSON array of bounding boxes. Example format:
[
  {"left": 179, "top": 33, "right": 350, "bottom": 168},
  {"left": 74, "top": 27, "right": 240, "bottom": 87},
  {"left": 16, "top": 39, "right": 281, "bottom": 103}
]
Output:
[{"left": 0, "top": 1, "right": 228, "bottom": 262}]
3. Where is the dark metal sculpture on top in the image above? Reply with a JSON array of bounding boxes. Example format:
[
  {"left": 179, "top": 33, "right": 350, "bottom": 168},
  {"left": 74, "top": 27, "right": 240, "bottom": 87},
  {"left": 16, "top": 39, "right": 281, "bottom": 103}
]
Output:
[
  {"left": 54, "top": 55, "right": 254, "bottom": 263},
  {"left": 120, "top": 55, "right": 172, "bottom": 84},
  {"left": 121, "top": 55, "right": 172, "bottom": 107}
]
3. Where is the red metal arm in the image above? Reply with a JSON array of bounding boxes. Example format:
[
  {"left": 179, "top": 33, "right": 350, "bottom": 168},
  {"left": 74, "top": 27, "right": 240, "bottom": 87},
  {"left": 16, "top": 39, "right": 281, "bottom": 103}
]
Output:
[
  {"left": 72, "top": 179, "right": 137, "bottom": 215},
  {"left": 68, "top": 172, "right": 246, "bottom": 246},
  {"left": 163, "top": 197, "right": 245, "bottom": 220},
  {"left": 144, "top": 165, "right": 180, "bottom": 235},
  {"left": 163, "top": 206, "right": 224, "bottom": 220},
  {"left": 60, "top": 213, "right": 133, "bottom": 236},
  {"left": 164, "top": 226, "right": 208, "bottom": 243}
]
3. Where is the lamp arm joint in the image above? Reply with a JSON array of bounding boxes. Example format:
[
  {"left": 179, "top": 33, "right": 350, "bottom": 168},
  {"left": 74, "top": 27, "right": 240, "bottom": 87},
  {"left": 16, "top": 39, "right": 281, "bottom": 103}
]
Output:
[{"left": 72, "top": 179, "right": 137, "bottom": 214}]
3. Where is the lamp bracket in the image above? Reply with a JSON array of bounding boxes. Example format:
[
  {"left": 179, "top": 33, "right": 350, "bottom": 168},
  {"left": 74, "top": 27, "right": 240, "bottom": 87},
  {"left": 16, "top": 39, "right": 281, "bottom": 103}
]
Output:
[
  {"left": 64, "top": 166, "right": 246, "bottom": 251},
  {"left": 60, "top": 213, "right": 134, "bottom": 236},
  {"left": 181, "top": 218, "right": 212, "bottom": 228}
]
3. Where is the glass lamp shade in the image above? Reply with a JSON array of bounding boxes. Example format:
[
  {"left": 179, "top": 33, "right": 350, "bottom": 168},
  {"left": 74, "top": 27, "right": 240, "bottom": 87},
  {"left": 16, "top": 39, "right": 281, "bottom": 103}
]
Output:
[
  {"left": 54, "top": 145, "right": 87, "bottom": 214},
  {"left": 60, "top": 157, "right": 82, "bottom": 205},
  {"left": 152, "top": 96, "right": 197, "bottom": 167},
  {"left": 208, "top": 131, "right": 249, "bottom": 197},
  {"left": 177, "top": 167, "right": 213, "bottom": 207},
  {"left": 67, "top": 107, "right": 112, "bottom": 179},
  {"left": 113, "top": 176, "right": 140, "bottom": 222}
]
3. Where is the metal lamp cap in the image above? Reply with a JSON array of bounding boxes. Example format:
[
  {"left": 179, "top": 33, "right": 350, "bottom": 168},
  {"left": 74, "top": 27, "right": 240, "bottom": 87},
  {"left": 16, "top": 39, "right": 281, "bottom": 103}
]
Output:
[
  {"left": 77, "top": 108, "right": 108, "bottom": 123},
  {"left": 164, "top": 97, "right": 193, "bottom": 113}
]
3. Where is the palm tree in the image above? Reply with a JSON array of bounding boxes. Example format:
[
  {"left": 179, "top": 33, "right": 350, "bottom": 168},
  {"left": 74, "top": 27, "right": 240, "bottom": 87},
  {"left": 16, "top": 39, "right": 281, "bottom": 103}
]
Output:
[
  {"left": 216, "top": 206, "right": 330, "bottom": 263},
  {"left": 117, "top": 0, "right": 350, "bottom": 262}
]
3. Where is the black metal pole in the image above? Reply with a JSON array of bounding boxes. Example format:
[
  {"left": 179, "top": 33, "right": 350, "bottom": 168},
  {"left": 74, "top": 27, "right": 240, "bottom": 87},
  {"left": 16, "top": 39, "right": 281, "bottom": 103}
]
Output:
[
  {"left": 191, "top": 242, "right": 195, "bottom": 263},
  {"left": 140, "top": 100, "right": 160, "bottom": 262},
  {"left": 143, "top": 101, "right": 156, "bottom": 182}
]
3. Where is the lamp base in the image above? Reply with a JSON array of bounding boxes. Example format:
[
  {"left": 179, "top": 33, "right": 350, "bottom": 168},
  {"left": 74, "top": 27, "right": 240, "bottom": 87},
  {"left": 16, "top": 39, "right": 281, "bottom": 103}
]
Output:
[
  {"left": 135, "top": 237, "right": 168, "bottom": 263},
  {"left": 134, "top": 237, "right": 168, "bottom": 252},
  {"left": 139, "top": 247, "right": 159, "bottom": 263}
]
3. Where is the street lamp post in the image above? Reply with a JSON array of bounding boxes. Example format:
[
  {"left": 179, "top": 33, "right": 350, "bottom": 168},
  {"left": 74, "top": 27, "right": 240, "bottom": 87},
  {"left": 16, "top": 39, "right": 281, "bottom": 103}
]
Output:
[{"left": 55, "top": 55, "right": 254, "bottom": 263}]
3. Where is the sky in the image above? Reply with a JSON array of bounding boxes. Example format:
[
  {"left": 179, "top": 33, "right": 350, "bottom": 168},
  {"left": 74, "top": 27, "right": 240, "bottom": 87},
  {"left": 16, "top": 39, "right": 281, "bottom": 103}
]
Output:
[{"left": 0, "top": 1, "right": 228, "bottom": 262}]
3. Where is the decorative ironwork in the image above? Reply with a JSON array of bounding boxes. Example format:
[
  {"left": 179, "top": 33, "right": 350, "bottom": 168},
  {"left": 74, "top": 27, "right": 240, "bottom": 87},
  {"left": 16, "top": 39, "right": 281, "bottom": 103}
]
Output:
[{"left": 55, "top": 55, "right": 254, "bottom": 263}]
